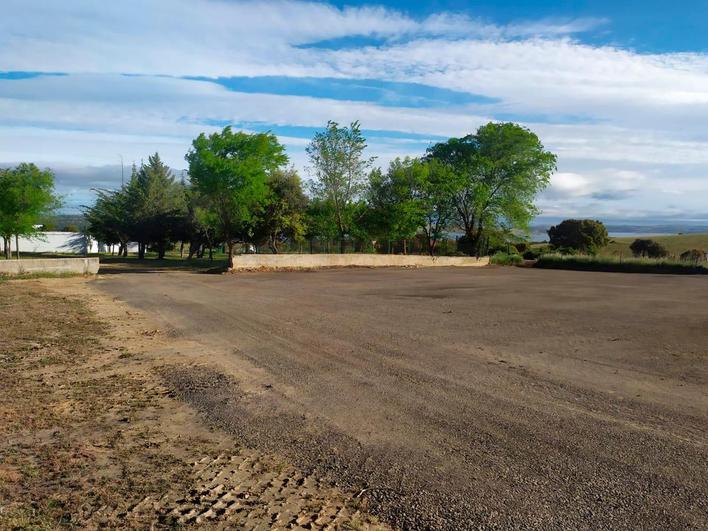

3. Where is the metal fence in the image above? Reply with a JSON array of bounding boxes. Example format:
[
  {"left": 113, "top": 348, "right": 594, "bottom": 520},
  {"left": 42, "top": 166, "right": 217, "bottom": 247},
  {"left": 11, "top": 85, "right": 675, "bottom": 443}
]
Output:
[{"left": 254, "top": 236, "right": 471, "bottom": 256}]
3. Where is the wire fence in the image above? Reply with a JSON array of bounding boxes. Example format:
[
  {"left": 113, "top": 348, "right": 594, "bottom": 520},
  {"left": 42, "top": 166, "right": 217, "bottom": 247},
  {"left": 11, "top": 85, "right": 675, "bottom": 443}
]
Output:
[{"left": 254, "top": 236, "right": 477, "bottom": 256}]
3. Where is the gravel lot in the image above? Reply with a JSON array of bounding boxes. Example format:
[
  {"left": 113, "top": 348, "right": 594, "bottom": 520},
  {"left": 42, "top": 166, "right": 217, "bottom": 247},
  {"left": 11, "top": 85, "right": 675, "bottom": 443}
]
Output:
[{"left": 97, "top": 266, "right": 708, "bottom": 530}]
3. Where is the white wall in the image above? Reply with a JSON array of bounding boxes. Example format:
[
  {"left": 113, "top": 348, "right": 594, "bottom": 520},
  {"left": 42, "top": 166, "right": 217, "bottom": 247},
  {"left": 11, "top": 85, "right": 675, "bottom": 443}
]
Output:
[
  {"left": 13, "top": 232, "right": 99, "bottom": 254},
  {"left": 231, "top": 253, "right": 490, "bottom": 270}
]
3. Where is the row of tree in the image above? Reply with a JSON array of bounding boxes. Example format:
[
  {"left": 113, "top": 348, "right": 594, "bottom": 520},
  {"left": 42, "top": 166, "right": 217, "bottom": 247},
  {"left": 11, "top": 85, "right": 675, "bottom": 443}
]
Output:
[
  {"left": 0, "top": 163, "right": 61, "bottom": 259},
  {"left": 85, "top": 121, "right": 557, "bottom": 267}
]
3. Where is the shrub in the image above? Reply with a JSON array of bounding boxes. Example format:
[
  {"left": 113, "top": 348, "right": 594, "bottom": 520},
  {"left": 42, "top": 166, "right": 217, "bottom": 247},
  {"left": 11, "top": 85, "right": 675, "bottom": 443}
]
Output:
[
  {"left": 680, "top": 249, "right": 706, "bottom": 262},
  {"left": 547, "top": 219, "right": 608, "bottom": 254},
  {"left": 630, "top": 239, "right": 668, "bottom": 258},
  {"left": 514, "top": 242, "right": 529, "bottom": 253},
  {"left": 534, "top": 254, "right": 707, "bottom": 274},
  {"left": 490, "top": 251, "right": 523, "bottom": 266},
  {"left": 523, "top": 249, "right": 538, "bottom": 260}
]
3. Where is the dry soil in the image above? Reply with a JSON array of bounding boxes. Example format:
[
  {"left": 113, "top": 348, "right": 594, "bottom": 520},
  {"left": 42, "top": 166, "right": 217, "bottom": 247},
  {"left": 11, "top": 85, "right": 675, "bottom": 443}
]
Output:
[{"left": 92, "top": 266, "right": 708, "bottom": 530}]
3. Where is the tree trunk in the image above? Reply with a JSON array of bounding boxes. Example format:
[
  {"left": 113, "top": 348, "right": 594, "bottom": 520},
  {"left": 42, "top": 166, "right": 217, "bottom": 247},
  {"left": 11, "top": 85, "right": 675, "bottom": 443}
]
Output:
[
  {"left": 138, "top": 242, "right": 145, "bottom": 260},
  {"left": 15, "top": 234, "right": 20, "bottom": 260},
  {"left": 3, "top": 237, "right": 10, "bottom": 259},
  {"left": 187, "top": 241, "right": 198, "bottom": 260},
  {"left": 227, "top": 241, "right": 235, "bottom": 269},
  {"left": 157, "top": 242, "right": 166, "bottom": 260},
  {"left": 403, "top": 239, "right": 407, "bottom": 255},
  {"left": 179, "top": 241, "right": 184, "bottom": 258},
  {"left": 208, "top": 245, "right": 213, "bottom": 261}
]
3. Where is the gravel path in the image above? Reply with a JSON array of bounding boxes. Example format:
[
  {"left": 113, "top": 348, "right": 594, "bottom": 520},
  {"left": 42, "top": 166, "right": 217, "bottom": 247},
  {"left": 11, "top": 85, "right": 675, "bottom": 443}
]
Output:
[{"left": 97, "top": 267, "right": 708, "bottom": 529}]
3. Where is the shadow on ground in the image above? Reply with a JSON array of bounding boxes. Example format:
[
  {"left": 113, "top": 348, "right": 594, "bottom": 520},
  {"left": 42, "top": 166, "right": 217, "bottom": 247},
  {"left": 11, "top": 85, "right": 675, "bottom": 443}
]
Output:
[{"left": 97, "top": 257, "right": 227, "bottom": 275}]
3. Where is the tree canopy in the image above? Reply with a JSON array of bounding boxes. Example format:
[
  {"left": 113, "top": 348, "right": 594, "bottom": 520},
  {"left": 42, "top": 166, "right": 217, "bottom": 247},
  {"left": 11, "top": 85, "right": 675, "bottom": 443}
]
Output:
[
  {"left": 0, "top": 163, "right": 61, "bottom": 258},
  {"left": 124, "top": 154, "right": 187, "bottom": 259},
  {"left": 74, "top": 120, "right": 560, "bottom": 260},
  {"left": 186, "top": 126, "right": 288, "bottom": 267},
  {"left": 307, "top": 120, "right": 375, "bottom": 251},
  {"left": 251, "top": 167, "right": 308, "bottom": 253},
  {"left": 630, "top": 239, "right": 668, "bottom": 259},
  {"left": 426, "top": 122, "right": 556, "bottom": 254},
  {"left": 548, "top": 219, "right": 609, "bottom": 254}
]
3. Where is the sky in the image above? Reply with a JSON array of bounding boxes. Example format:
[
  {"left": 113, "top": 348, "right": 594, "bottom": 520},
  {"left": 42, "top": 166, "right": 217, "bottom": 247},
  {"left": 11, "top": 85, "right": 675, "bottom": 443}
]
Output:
[{"left": 1, "top": 0, "right": 707, "bottom": 221}]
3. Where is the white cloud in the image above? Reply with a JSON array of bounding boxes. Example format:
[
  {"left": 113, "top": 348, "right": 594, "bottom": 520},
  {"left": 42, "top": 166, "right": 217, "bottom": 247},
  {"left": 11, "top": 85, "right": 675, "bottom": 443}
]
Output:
[{"left": 0, "top": 0, "right": 706, "bottom": 218}]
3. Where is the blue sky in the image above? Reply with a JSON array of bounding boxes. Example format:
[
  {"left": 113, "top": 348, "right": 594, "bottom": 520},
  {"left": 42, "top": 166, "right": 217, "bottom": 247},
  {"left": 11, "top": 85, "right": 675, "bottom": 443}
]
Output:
[{"left": 1, "top": 0, "right": 707, "bottom": 220}]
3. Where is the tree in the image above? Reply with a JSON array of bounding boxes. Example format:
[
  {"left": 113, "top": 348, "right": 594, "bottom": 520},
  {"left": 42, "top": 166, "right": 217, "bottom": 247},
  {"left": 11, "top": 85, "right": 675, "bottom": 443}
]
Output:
[
  {"left": 182, "top": 185, "right": 218, "bottom": 260},
  {"left": 680, "top": 249, "right": 705, "bottom": 262},
  {"left": 416, "top": 159, "right": 458, "bottom": 256},
  {"left": 306, "top": 121, "right": 375, "bottom": 252},
  {"left": 364, "top": 158, "right": 427, "bottom": 252},
  {"left": 426, "top": 122, "right": 556, "bottom": 255},
  {"left": 630, "top": 239, "right": 668, "bottom": 259},
  {"left": 0, "top": 163, "right": 61, "bottom": 259},
  {"left": 186, "top": 127, "right": 288, "bottom": 268},
  {"left": 84, "top": 188, "right": 132, "bottom": 256},
  {"left": 124, "top": 154, "right": 187, "bottom": 259},
  {"left": 547, "top": 219, "right": 609, "bottom": 254},
  {"left": 251, "top": 167, "right": 308, "bottom": 253}
]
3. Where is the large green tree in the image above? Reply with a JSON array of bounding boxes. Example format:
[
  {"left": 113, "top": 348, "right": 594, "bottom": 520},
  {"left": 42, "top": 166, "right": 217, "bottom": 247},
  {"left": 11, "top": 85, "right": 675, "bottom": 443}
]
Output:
[
  {"left": 416, "top": 159, "right": 458, "bottom": 256},
  {"left": 124, "top": 154, "right": 187, "bottom": 259},
  {"left": 364, "top": 157, "right": 457, "bottom": 256},
  {"left": 186, "top": 127, "right": 288, "bottom": 268},
  {"left": 365, "top": 158, "right": 428, "bottom": 252},
  {"left": 251, "top": 167, "right": 308, "bottom": 253},
  {"left": 0, "top": 163, "right": 61, "bottom": 259},
  {"left": 84, "top": 188, "right": 132, "bottom": 256},
  {"left": 548, "top": 219, "right": 609, "bottom": 254},
  {"left": 306, "top": 121, "right": 375, "bottom": 252},
  {"left": 426, "top": 122, "right": 556, "bottom": 254}
]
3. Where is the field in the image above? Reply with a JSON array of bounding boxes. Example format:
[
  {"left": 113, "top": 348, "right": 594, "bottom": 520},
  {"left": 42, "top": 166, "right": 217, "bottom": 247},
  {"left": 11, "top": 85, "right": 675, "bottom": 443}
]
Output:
[
  {"left": 602, "top": 232, "right": 708, "bottom": 257},
  {"left": 2, "top": 266, "right": 706, "bottom": 529}
]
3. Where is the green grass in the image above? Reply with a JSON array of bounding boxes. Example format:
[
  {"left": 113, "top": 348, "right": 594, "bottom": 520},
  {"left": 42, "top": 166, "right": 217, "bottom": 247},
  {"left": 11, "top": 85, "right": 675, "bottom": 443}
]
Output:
[
  {"left": 0, "top": 272, "right": 87, "bottom": 282},
  {"left": 535, "top": 253, "right": 708, "bottom": 275},
  {"left": 490, "top": 251, "right": 523, "bottom": 265},
  {"left": 601, "top": 233, "right": 708, "bottom": 258}
]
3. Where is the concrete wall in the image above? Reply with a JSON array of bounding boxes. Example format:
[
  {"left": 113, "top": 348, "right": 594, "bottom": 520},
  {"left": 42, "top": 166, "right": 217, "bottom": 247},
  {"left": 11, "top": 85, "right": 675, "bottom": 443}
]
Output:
[
  {"left": 0, "top": 257, "right": 100, "bottom": 276},
  {"left": 231, "top": 253, "right": 489, "bottom": 270},
  {"left": 14, "top": 232, "right": 100, "bottom": 254}
]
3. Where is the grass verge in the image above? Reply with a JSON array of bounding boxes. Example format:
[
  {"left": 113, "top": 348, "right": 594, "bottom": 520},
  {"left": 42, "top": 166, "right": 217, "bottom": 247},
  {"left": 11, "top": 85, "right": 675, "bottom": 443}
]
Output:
[
  {"left": 490, "top": 252, "right": 523, "bottom": 266},
  {"left": 0, "top": 272, "right": 87, "bottom": 282},
  {"left": 534, "top": 254, "right": 708, "bottom": 274}
]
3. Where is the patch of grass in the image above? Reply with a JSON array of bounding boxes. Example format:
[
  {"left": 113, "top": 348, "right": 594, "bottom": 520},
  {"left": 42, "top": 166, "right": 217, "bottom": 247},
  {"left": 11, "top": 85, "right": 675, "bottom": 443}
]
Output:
[
  {"left": 0, "top": 272, "right": 87, "bottom": 282},
  {"left": 535, "top": 253, "right": 708, "bottom": 274},
  {"left": 490, "top": 251, "right": 523, "bottom": 266},
  {"left": 602, "top": 233, "right": 708, "bottom": 258}
]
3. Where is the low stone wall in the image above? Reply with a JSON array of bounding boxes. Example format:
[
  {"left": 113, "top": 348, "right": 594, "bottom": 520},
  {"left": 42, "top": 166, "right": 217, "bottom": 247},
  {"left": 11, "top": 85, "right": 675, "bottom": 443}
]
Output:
[
  {"left": 231, "top": 254, "right": 489, "bottom": 270},
  {"left": 0, "top": 257, "right": 100, "bottom": 276}
]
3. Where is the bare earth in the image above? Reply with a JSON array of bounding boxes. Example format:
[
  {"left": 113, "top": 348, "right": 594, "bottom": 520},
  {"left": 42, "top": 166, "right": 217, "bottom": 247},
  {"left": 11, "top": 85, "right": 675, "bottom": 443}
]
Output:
[
  {"left": 0, "top": 279, "right": 385, "bottom": 530},
  {"left": 91, "top": 266, "right": 708, "bottom": 530}
]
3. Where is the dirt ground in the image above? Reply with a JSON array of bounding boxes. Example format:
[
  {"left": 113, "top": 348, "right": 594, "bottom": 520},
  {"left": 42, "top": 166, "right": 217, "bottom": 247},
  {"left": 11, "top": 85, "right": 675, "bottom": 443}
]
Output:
[
  {"left": 82, "top": 265, "right": 708, "bottom": 530},
  {"left": 0, "top": 279, "right": 385, "bottom": 530},
  {"left": 2, "top": 266, "right": 707, "bottom": 530}
]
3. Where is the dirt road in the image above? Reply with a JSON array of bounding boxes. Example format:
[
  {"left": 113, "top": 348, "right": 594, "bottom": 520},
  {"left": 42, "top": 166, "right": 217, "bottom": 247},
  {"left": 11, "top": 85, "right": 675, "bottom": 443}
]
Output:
[{"left": 96, "top": 267, "right": 708, "bottom": 529}]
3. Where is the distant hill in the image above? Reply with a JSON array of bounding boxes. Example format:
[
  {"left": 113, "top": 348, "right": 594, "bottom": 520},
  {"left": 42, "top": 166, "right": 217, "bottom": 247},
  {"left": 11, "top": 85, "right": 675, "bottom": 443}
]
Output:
[{"left": 40, "top": 214, "right": 87, "bottom": 232}]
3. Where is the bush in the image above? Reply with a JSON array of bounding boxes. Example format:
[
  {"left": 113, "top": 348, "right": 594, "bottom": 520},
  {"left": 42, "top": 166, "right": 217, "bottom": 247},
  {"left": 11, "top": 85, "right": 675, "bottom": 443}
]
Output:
[
  {"left": 490, "top": 251, "right": 523, "bottom": 266},
  {"left": 630, "top": 239, "right": 668, "bottom": 258},
  {"left": 547, "top": 219, "right": 608, "bottom": 254},
  {"left": 523, "top": 249, "right": 538, "bottom": 260},
  {"left": 514, "top": 242, "right": 529, "bottom": 253},
  {"left": 534, "top": 254, "right": 707, "bottom": 275},
  {"left": 680, "top": 249, "right": 706, "bottom": 262}
]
